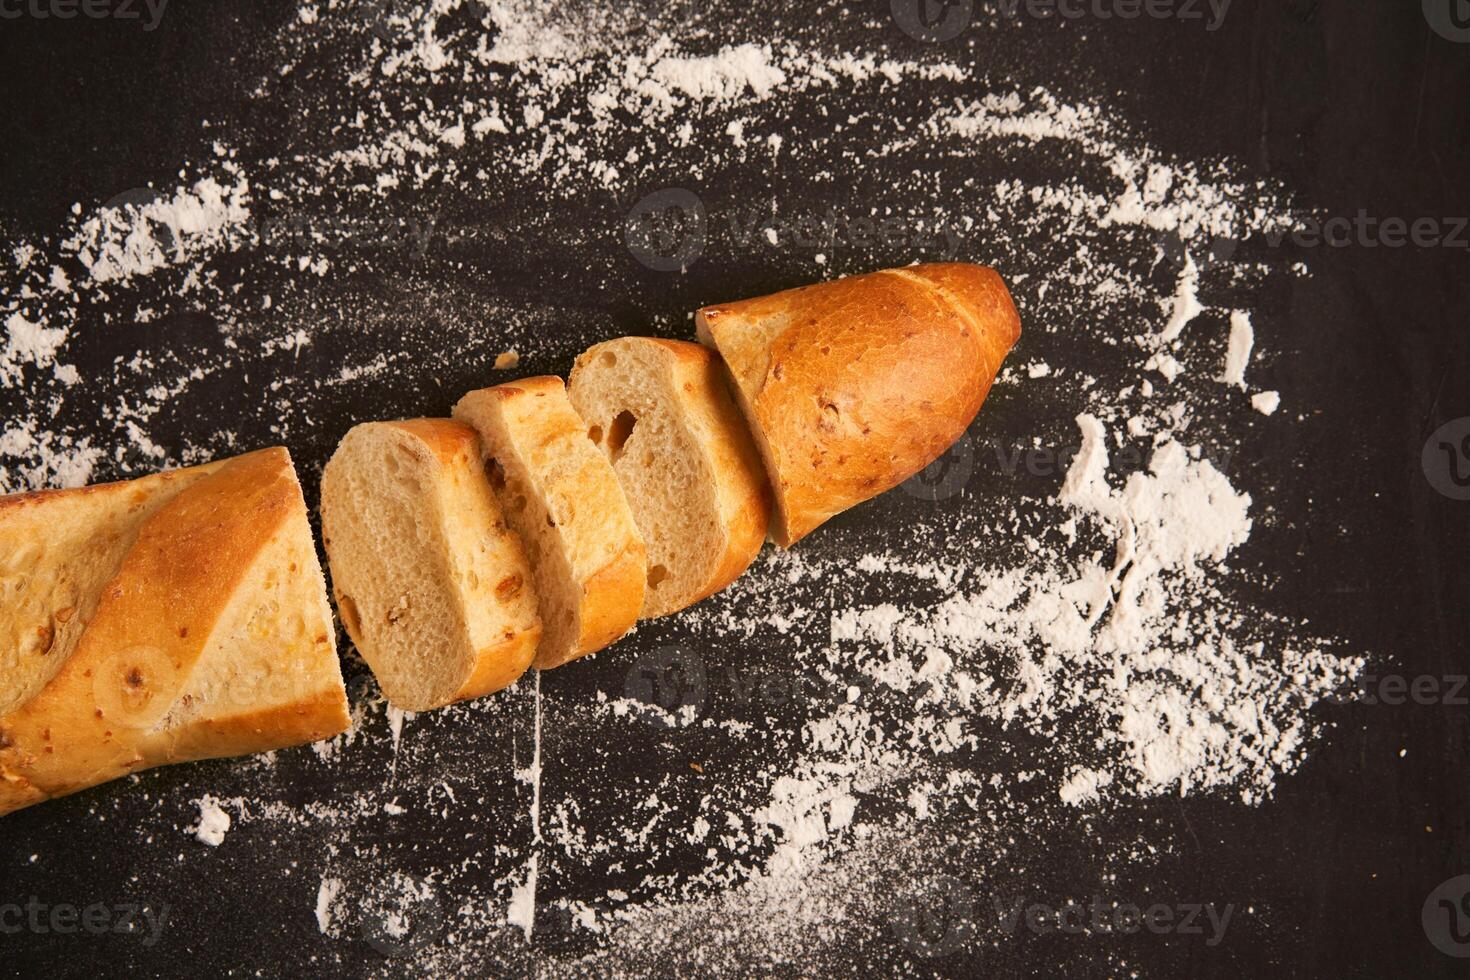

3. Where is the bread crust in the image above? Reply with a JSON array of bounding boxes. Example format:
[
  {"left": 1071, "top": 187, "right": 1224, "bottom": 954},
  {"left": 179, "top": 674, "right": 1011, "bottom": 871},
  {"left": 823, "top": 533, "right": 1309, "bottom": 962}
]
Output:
[
  {"left": 0, "top": 449, "right": 350, "bottom": 815},
  {"left": 696, "top": 262, "right": 1020, "bottom": 545},
  {"left": 454, "top": 377, "right": 646, "bottom": 669}
]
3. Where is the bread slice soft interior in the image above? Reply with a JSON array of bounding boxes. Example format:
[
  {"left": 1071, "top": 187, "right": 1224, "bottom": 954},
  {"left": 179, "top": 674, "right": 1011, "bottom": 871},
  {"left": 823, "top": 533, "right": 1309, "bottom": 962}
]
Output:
[
  {"left": 568, "top": 337, "right": 770, "bottom": 618},
  {"left": 320, "top": 419, "right": 540, "bottom": 710},
  {"left": 453, "top": 377, "right": 645, "bottom": 669}
]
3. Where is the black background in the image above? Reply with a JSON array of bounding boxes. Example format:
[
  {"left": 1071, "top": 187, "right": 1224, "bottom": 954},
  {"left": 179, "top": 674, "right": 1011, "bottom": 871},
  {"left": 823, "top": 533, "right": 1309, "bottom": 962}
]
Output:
[{"left": 0, "top": 1, "right": 1467, "bottom": 977}]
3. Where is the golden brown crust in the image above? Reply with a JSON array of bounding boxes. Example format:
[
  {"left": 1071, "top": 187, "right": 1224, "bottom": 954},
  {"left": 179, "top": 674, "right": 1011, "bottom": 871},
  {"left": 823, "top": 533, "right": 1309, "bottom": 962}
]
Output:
[
  {"left": 0, "top": 466, "right": 200, "bottom": 516},
  {"left": 383, "top": 417, "right": 480, "bottom": 465},
  {"left": 558, "top": 547, "right": 646, "bottom": 668},
  {"left": 0, "top": 449, "right": 349, "bottom": 815},
  {"left": 140, "top": 688, "right": 351, "bottom": 764},
  {"left": 696, "top": 262, "right": 1020, "bottom": 546},
  {"left": 454, "top": 628, "right": 543, "bottom": 702}
]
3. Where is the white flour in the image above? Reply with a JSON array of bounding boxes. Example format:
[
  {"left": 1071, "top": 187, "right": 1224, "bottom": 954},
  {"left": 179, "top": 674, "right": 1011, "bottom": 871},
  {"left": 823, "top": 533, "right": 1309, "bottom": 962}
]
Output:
[
  {"left": 190, "top": 795, "right": 232, "bottom": 847},
  {"left": 1222, "top": 310, "right": 1255, "bottom": 389},
  {"left": 0, "top": 1, "right": 1363, "bottom": 973},
  {"left": 315, "top": 877, "right": 344, "bottom": 934},
  {"left": 1252, "top": 390, "right": 1282, "bottom": 416}
]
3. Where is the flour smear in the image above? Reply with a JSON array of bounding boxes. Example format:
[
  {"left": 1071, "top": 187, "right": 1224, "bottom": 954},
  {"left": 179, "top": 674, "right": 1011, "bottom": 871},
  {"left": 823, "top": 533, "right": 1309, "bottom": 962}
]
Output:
[{"left": 0, "top": 1, "right": 1358, "bottom": 974}]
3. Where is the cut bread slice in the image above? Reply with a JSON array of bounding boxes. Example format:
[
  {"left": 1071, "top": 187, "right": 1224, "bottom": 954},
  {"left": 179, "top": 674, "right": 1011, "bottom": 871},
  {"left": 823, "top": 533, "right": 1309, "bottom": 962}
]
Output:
[
  {"left": 568, "top": 338, "right": 770, "bottom": 618},
  {"left": 0, "top": 448, "right": 350, "bottom": 815},
  {"left": 696, "top": 262, "right": 1021, "bottom": 546},
  {"left": 320, "top": 419, "right": 540, "bottom": 711},
  {"left": 453, "top": 377, "right": 646, "bottom": 669}
]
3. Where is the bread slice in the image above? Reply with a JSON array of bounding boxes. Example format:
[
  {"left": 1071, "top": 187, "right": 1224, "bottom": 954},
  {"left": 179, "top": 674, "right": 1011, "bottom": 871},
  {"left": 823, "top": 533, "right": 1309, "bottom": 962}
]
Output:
[
  {"left": 695, "top": 262, "right": 1021, "bottom": 546},
  {"left": 0, "top": 448, "right": 350, "bottom": 815},
  {"left": 319, "top": 419, "right": 540, "bottom": 711},
  {"left": 568, "top": 338, "right": 770, "bottom": 618},
  {"left": 453, "top": 377, "right": 646, "bottom": 669}
]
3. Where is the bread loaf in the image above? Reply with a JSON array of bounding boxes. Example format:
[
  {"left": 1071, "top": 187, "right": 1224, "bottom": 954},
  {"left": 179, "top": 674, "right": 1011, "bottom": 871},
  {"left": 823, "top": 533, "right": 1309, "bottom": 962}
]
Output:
[
  {"left": 319, "top": 419, "right": 541, "bottom": 711},
  {"left": 453, "top": 377, "right": 646, "bottom": 669},
  {"left": 0, "top": 448, "right": 350, "bottom": 816},
  {"left": 568, "top": 338, "right": 770, "bottom": 618},
  {"left": 695, "top": 262, "right": 1021, "bottom": 546}
]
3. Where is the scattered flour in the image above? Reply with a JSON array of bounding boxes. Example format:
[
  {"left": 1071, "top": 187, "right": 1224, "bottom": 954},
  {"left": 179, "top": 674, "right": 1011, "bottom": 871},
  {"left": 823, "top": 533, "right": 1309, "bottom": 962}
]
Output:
[
  {"left": 316, "top": 877, "right": 344, "bottom": 934},
  {"left": 0, "top": 3, "right": 1360, "bottom": 973},
  {"left": 1222, "top": 310, "right": 1255, "bottom": 389}
]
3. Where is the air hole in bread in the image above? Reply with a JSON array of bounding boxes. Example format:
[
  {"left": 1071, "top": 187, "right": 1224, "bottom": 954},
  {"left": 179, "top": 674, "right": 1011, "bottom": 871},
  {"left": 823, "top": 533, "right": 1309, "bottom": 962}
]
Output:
[
  {"left": 587, "top": 425, "right": 603, "bottom": 445},
  {"left": 607, "top": 411, "right": 636, "bottom": 462},
  {"left": 648, "top": 564, "right": 669, "bottom": 588},
  {"left": 601, "top": 351, "right": 617, "bottom": 368},
  {"left": 484, "top": 458, "right": 507, "bottom": 490}
]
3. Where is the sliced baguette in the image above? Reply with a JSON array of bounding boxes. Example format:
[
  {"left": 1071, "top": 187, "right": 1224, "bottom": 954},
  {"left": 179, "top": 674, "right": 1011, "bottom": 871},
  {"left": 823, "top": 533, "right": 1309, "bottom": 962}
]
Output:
[
  {"left": 695, "top": 262, "right": 1021, "bottom": 546},
  {"left": 453, "top": 377, "right": 646, "bottom": 669},
  {"left": 568, "top": 338, "right": 770, "bottom": 618},
  {"left": 0, "top": 448, "right": 349, "bottom": 816},
  {"left": 319, "top": 419, "right": 540, "bottom": 711}
]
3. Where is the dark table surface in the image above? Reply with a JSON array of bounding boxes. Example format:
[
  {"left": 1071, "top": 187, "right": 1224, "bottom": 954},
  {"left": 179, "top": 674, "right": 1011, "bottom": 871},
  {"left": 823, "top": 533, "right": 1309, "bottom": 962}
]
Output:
[{"left": 0, "top": 1, "right": 1467, "bottom": 977}]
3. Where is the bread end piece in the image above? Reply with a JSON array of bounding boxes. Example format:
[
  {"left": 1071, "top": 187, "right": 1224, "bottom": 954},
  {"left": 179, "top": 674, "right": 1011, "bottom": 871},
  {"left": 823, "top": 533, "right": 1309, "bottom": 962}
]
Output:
[
  {"left": 696, "top": 262, "right": 1021, "bottom": 546},
  {"left": 320, "top": 419, "right": 540, "bottom": 711},
  {"left": 0, "top": 448, "right": 350, "bottom": 815},
  {"left": 453, "top": 378, "right": 646, "bottom": 669}
]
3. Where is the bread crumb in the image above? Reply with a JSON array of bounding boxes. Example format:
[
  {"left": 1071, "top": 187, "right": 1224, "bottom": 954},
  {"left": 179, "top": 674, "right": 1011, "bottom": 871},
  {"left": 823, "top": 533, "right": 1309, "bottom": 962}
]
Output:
[{"left": 495, "top": 351, "right": 520, "bottom": 369}]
